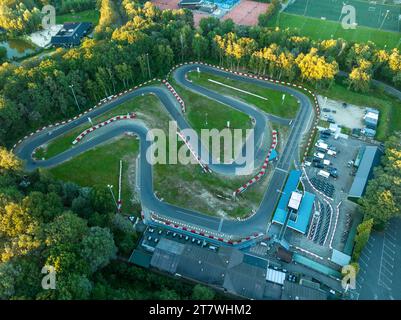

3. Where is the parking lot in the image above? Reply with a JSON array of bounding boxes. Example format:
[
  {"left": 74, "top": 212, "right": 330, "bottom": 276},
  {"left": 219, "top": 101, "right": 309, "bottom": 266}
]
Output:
[
  {"left": 317, "top": 96, "right": 365, "bottom": 130},
  {"left": 298, "top": 132, "right": 375, "bottom": 254},
  {"left": 356, "top": 218, "right": 401, "bottom": 300},
  {"left": 305, "top": 134, "right": 370, "bottom": 202}
]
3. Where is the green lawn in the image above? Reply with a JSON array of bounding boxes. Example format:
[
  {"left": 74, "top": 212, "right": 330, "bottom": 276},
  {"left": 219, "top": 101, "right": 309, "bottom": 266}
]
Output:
[
  {"left": 49, "top": 136, "right": 139, "bottom": 214},
  {"left": 169, "top": 76, "right": 254, "bottom": 162},
  {"left": 173, "top": 78, "right": 252, "bottom": 133},
  {"left": 317, "top": 78, "right": 401, "bottom": 141},
  {"left": 37, "top": 94, "right": 166, "bottom": 160},
  {"left": 271, "top": 13, "right": 401, "bottom": 50},
  {"left": 187, "top": 71, "right": 300, "bottom": 119},
  {"left": 56, "top": 9, "right": 100, "bottom": 25}
]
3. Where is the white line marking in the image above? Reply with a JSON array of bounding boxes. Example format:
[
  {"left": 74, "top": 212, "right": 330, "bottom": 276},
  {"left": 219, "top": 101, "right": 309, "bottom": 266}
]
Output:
[{"left": 207, "top": 79, "right": 268, "bottom": 100}]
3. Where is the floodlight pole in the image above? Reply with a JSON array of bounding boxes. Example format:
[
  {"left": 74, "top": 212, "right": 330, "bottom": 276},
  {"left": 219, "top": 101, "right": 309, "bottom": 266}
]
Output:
[
  {"left": 146, "top": 53, "right": 151, "bottom": 79},
  {"left": 107, "top": 184, "right": 119, "bottom": 211},
  {"left": 69, "top": 84, "right": 81, "bottom": 111}
]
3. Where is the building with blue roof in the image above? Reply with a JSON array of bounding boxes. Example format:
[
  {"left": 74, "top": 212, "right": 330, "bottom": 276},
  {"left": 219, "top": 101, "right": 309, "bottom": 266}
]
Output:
[
  {"left": 51, "top": 22, "right": 92, "bottom": 47},
  {"left": 272, "top": 170, "right": 315, "bottom": 235}
]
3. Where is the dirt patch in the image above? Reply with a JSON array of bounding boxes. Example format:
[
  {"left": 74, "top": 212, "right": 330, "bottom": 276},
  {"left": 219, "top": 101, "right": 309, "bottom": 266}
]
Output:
[
  {"left": 223, "top": 0, "right": 268, "bottom": 26},
  {"left": 318, "top": 95, "right": 365, "bottom": 129}
]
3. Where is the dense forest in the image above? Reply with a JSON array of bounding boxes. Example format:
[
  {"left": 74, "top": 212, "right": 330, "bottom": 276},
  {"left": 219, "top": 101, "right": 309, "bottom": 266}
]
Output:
[
  {"left": 0, "top": 0, "right": 401, "bottom": 299},
  {"left": 0, "top": 147, "right": 218, "bottom": 299}
]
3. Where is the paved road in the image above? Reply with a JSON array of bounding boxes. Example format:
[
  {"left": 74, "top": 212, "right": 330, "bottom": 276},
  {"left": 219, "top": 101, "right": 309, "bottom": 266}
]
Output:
[
  {"left": 15, "top": 64, "right": 315, "bottom": 238},
  {"left": 356, "top": 218, "right": 401, "bottom": 300}
]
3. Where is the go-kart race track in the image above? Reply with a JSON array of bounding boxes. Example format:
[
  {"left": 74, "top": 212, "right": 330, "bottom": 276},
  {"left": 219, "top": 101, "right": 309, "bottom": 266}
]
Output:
[{"left": 14, "top": 63, "right": 316, "bottom": 242}]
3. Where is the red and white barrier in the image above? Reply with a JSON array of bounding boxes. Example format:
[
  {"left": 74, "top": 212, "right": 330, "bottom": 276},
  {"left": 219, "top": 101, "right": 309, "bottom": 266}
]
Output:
[
  {"left": 72, "top": 113, "right": 136, "bottom": 145},
  {"left": 234, "top": 130, "right": 278, "bottom": 195},
  {"left": 165, "top": 62, "right": 321, "bottom": 162},
  {"left": 162, "top": 80, "right": 186, "bottom": 113},
  {"left": 11, "top": 78, "right": 162, "bottom": 154},
  {"left": 176, "top": 130, "right": 211, "bottom": 173},
  {"left": 149, "top": 211, "right": 263, "bottom": 245}
]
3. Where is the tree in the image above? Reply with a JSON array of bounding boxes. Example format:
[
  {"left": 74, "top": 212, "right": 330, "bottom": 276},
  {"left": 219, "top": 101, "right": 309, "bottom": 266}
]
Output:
[
  {"left": 191, "top": 284, "right": 215, "bottom": 300},
  {"left": 0, "top": 261, "right": 20, "bottom": 299},
  {"left": 360, "top": 136, "right": 401, "bottom": 228},
  {"left": 80, "top": 227, "right": 117, "bottom": 272},
  {"left": 295, "top": 48, "right": 338, "bottom": 87},
  {"left": 156, "top": 288, "right": 181, "bottom": 300},
  {"left": 0, "top": 147, "right": 21, "bottom": 171},
  {"left": 44, "top": 212, "right": 88, "bottom": 246},
  {"left": 352, "top": 218, "right": 373, "bottom": 261},
  {"left": 192, "top": 33, "right": 208, "bottom": 61},
  {"left": 347, "top": 59, "right": 372, "bottom": 92}
]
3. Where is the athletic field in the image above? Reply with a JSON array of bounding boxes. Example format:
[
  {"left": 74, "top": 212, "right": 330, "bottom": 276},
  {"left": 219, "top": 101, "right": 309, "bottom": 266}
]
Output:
[
  {"left": 285, "top": 0, "right": 401, "bottom": 32},
  {"left": 272, "top": 12, "right": 401, "bottom": 49}
]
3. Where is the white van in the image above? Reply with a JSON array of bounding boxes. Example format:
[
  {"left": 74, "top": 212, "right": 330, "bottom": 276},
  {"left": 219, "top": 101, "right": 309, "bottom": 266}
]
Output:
[
  {"left": 314, "top": 152, "right": 325, "bottom": 159},
  {"left": 327, "top": 150, "right": 337, "bottom": 156},
  {"left": 318, "top": 170, "right": 330, "bottom": 179},
  {"left": 323, "top": 159, "right": 331, "bottom": 166}
]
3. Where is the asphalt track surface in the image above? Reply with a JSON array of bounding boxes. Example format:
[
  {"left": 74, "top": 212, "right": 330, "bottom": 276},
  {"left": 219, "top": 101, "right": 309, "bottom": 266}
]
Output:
[{"left": 15, "top": 64, "right": 315, "bottom": 239}]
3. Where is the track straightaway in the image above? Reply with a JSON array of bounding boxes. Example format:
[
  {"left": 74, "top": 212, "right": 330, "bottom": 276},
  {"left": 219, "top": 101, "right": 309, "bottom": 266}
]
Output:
[{"left": 14, "top": 64, "right": 315, "bottom": 239}]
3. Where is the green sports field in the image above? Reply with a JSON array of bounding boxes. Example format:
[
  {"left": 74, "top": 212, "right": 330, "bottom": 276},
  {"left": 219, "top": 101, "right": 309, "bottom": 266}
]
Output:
[
  {"left": 271, "top": 12, "right": 401, "bottom": 49},
  {"left": 285, "top": 0, "right": 401, "bottom": 32}
]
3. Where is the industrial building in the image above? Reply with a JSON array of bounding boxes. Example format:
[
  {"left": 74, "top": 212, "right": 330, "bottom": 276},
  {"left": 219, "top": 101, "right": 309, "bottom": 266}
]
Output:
[
  {"left": 50, "top": 22, "right": 92, "bottom": 47},
  {"left": 348, "top": 146, "right": 383, "bottom": 199}
]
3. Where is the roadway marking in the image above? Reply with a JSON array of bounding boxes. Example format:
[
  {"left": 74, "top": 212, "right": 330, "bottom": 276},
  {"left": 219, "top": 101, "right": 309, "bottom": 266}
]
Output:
[
  {"left": 383, "top": 244, "right": 396, "bottom": 255},
  {"left": 386, "top": 232, "right": 397, "bottom": 242},
  {"left": 360, "top": 251, "right": 370, "bottom": 261},
  {"left": 207, "top": 79, "right": 268, "bottom": 100},
  {"left": 218, "top": 218, "right": 224, "bottom": 232},
  {"left": 275, "top": 167, "right": 288, "bottom": 173}
]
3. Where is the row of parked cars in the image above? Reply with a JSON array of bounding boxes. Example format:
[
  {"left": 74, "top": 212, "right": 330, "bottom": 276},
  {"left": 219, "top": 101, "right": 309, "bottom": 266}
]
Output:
[
  {"left": 305, "top": 133, "right": 339, "bottom": 178},
  {"left": 147, "top": 227, "right": 218, "bottom": 251}
]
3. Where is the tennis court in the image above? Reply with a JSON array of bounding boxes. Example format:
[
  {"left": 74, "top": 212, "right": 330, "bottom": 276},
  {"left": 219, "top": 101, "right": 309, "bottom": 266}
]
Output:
[
  {"left": 223, "top": 0, "right": 268, "bottom": 26},
  {"left": 285, "top": 0, "right": 401, "bottom": 32}
]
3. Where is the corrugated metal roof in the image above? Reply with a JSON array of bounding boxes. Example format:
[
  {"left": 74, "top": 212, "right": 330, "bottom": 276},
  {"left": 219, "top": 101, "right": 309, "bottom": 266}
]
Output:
[
  {"left": 265, "top": 268, "right": 286, "bottom": 285},
  {"left": 282, "top": 281, "right": 327, "bottom": 300},
  {"left": 349, "top": 146, "right": 382, "bottom": 198}
]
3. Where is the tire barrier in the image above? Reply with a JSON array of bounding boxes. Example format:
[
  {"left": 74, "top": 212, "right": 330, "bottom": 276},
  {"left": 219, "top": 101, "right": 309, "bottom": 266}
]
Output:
[
  {"left": 162, "top": 80, "right": 186, "bottom": 113},
  {"left": 72, "top": 113, "right": 137, "bottom": 145},
  {"left": 234, "top": 130, "right": 278, "bottom": 195}
]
